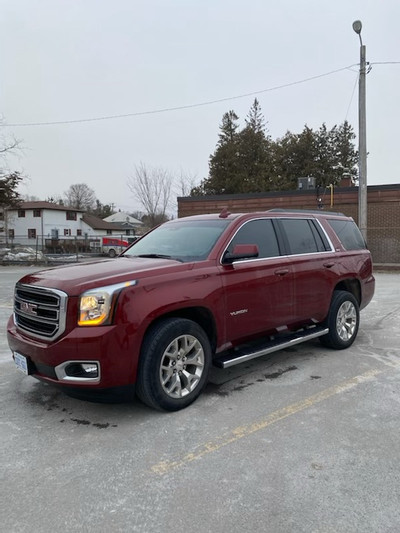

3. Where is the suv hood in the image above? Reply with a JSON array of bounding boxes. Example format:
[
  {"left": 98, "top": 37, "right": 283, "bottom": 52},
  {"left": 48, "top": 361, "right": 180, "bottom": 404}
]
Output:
[{"left": 17, "top": 257, "right": 188, "bottom": 296}]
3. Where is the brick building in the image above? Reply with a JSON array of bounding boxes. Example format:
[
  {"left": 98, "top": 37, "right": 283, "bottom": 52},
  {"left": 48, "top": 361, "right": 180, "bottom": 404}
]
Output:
[{"left": 178, "top": 183, "right": 400, "bottom": 266}]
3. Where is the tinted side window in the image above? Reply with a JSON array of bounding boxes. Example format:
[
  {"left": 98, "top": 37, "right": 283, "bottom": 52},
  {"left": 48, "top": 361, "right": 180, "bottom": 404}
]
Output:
[
  {"left": 309, "top": 221, "right": 331, "bottom": 252},
  {"left": 328, "top": 219, "right": 366, "bottom": 250},
  {"left": 226, "top": 219, "right": 280, "bottom": 259},
  {"left": 279, "top": 219, "right": 320, "bottom": 255}
]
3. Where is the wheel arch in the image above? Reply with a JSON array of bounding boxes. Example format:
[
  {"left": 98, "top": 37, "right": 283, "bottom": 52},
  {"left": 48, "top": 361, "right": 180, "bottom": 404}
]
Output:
[
  {"left": 334, "top": 278, "right": 361, "bottom": 305},
  {"left": 141, "top": 306, "right": 218, "bottom": 354}
]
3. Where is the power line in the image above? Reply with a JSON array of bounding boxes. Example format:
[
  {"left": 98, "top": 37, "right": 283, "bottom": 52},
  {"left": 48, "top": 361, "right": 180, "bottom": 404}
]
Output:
[
  {"left": 342, "top": 60, "right": 400, "bottom": 125},
  {"left": 345, "top": 72, "right": 359, "bottom": 121},
  {"left": 3, "top": 64, "right": 359, "bottom": 128}
]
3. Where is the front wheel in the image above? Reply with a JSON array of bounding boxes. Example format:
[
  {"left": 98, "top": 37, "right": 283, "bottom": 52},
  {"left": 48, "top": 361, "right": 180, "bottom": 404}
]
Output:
[
  {"left": 136, "top": 318, "right": 211, "bottom": 411},
  {"left": 320, "top": 290, "right": 360, "bottom": 349}
]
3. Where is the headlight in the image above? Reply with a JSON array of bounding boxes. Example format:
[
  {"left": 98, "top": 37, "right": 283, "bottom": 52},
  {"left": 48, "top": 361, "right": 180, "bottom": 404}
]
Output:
[{"left": 78, "top": 280, "right": 137, "bottom": 326}]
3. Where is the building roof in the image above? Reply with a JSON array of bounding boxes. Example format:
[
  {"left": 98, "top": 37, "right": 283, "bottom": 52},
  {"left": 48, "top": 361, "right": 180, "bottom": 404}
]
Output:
[
  {"left": 7, "top": 201, "right": 84, "bottom": 212},
  {"left": 81, "top": 213, "right": 117, "bottom": 230},
  {"left": 81, "top": 213, "right": 135, "bottom": 232},
  {"left": 103, "top": 212, "right": 143, "bottom": 225}
]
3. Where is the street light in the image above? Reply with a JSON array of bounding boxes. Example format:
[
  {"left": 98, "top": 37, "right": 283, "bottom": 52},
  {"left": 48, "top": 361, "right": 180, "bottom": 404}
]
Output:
[{"left": 353, "top": 20, "right": 368, "bottom": 241}]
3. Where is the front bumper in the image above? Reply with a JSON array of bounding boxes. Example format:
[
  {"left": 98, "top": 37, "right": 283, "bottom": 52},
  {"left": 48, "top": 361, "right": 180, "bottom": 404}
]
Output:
[{"left": 7, "top": 316, "right": 140, "bottom": 391}]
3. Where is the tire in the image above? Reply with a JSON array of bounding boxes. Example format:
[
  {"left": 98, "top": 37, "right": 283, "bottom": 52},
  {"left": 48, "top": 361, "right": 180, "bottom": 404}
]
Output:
[
  {"left": 108, "top": 249, "right": 116, "bottom": 258},
  {"left": 136, "top": 318, "right": 211, "bottom": 411},
  {"left": 319, "top": 290, "right": 360, "bottom": 349}
]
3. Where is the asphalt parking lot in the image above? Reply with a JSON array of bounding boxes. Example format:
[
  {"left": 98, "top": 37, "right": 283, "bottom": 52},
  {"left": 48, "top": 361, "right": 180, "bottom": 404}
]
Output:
[{"left": 1, "top": 266, "right": 399, "bottom": 533}]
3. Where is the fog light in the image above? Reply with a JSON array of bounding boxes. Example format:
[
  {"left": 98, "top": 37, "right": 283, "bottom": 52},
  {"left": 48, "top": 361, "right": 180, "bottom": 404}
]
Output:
[
  {"left": 65, "top": 362, "right": 99, "bottom": 379},
  {"left": 55, "top": 360, "right": 101, "bottom": 382},
  {"left": 81, "top": 363, "right": 98, "bottom": 375}
]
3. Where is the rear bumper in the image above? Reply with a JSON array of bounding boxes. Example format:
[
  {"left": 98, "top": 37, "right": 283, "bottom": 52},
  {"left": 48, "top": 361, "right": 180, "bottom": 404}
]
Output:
[{"left": 360, "top": 274, "right": 375, "bottom": 310}]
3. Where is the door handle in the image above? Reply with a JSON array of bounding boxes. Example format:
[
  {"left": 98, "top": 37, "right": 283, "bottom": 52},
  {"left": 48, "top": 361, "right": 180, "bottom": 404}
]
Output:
[
  {"left": 274, "top": 268, "right": 289, "bottom": 276},
  {"left": 323, "top": 262, "right": 335, "bottom": 268}
]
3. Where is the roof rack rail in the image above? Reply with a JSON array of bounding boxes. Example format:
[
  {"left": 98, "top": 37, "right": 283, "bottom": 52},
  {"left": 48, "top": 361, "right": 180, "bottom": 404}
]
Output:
[{"left": 267, "top": 208, "right": 346, "bottom": 216}]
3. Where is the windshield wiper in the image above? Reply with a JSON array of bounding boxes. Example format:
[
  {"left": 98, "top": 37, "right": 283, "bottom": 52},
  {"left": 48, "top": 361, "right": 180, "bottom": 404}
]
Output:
[{"left": 134, "top": 254, "right": 183, "bottom": 262}]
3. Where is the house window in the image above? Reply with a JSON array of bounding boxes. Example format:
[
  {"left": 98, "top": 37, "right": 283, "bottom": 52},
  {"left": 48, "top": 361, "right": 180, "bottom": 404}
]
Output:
[
  {"left": 28, "top": 229, "right": 37, "bottom": 239},
  {"left": 106, "top": 230, "right": 112, "bottom": 235},
  {"left": 64, "top": 229, "right": 71, "bottom": 236},
  {"left": 18, "top": 210, "right": 25, "bottom": 218},
  {"left": 66, "top": 211, "right": 77, "bottom": 221},
  {"left": 77, "top": 229, "right": 82, "bottom": 236},
  {"left": 33, "top": 209, "right": 41, "bottom": 217},
  {"left": 8, "top": 229, "right": 15, "bottom": 239},
  {"left": 125, "top": 230, "right": 131, "bottom": 235}
]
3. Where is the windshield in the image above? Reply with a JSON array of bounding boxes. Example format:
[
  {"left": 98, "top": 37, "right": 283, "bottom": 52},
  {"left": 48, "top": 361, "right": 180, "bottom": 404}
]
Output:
[{"left": 122, "top": 219, "right": 230, "bottom": 262}]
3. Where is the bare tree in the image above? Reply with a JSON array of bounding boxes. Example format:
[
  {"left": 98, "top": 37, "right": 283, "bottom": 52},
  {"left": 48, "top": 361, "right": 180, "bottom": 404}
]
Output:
[
  {"left": 175, "top": 169, "right": 199, "bottom": 197},
  {"left": 127, "top": 162, "right": 172, "bottom": 228},
  {"left": 64, "top": 183, "right": 96, "bottom": 211},
  {"left": 1, "top": 125, "right": 24, "bottom": 237},
  {"left": 0, "top": 127, "right": 20, "bottom": 163},
  {"left": 22, "top": 194, "right": 41, "bottom": 202}
]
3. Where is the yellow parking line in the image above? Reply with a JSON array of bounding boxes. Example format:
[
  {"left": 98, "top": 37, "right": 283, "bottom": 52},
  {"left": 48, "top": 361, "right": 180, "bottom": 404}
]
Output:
[{"left": 151, "top": 368, "right": 382, "bottom": 475}]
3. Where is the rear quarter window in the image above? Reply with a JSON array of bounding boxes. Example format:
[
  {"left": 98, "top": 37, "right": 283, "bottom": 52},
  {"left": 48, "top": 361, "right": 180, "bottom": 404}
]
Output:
[{"left": 327, "top": 219, "right": 366, "bottom": 250}]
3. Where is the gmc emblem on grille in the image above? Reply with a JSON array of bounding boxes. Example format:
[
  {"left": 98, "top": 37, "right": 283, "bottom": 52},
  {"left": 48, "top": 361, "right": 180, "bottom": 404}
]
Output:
[{"left": 20, "top": 301, "right": 38, "bottom": 315}]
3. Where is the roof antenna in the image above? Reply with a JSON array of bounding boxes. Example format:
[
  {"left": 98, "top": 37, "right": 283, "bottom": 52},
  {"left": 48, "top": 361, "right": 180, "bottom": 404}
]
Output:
[{"left": 219, "top": 207, "right": 231, "bottom": 219}]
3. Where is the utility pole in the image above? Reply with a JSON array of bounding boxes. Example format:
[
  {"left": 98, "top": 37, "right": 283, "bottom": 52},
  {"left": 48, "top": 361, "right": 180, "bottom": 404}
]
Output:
[{"left": 353, "top": 20, "right": 368, "bottom": 241}]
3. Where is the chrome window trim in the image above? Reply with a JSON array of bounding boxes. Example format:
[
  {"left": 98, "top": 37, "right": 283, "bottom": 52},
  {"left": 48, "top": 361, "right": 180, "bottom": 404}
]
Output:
[
  {"left": 312, "top": 219, "right": 335, "bottom": 252},
  {"left": 219, "top": 216, "right": 335, "bottom": 266},
  {"left": 219, "top": 217, "right": 281, "bottom": 266}
]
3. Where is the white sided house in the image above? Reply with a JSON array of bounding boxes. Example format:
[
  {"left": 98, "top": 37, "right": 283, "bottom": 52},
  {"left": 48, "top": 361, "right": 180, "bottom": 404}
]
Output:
[{"left": 4, "top": 202, "right": 140, "bottom": 251}]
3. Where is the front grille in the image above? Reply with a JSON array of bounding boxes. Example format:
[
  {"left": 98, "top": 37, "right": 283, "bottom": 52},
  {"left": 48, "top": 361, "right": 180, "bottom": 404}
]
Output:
[{"left": 14, "top": 284, "right": 68, "bottom": 340}]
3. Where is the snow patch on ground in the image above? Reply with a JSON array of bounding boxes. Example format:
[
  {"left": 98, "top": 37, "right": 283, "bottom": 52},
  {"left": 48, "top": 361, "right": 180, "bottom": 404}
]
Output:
[{"left": 0, "top": 247, "right": 46, "bottom": 262}]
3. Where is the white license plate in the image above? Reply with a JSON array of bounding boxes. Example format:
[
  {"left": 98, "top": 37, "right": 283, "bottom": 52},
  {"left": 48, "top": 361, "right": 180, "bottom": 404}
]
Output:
[{"left": 14, "top": 352, "right": 29, "bottom": 375}]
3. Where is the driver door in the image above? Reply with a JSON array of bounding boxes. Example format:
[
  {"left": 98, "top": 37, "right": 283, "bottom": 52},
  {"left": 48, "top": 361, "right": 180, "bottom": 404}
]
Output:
[{"left": 219, "top": 218, "right": 294, "bottom": 344}]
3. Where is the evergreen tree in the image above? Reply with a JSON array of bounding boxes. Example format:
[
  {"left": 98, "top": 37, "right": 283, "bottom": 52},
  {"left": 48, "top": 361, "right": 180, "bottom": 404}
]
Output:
[
  {"left": 332, "top": 120, "right": 358, "bottom": 180},
  {"left": 191, "top": 101, "right": 358, "bottom": 196},
  {"left": 314, "top": 123, "right": 337, "bottom": 186},
  {"left": 194, "top": 100, "right": 275, "bottom": 195},
  {"left": 0, "top": 171, "right": 23, "bottom": 208},
  {"left": 234, "top": 99, "right": 274, "bottom": 192},
  {"left": 193, "top": 110, "right": 241, "bottom": 195},
  {"left": 273, "top": 123, "right": 357, "bottom": 189},
  {"left": 274, "top": 126, "right": 318, "bottom": 190},
  {"left": 218, "top": 110, "right": 240, "bottom": 144},
  {"left": 245, "top": 98, "right": 265, "bottom": 133}
]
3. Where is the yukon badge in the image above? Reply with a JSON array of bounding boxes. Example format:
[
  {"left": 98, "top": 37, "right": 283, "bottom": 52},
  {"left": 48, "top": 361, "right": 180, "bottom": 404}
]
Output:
[{"left": 230, "top": 309, "right": 248, "bottom": 317}]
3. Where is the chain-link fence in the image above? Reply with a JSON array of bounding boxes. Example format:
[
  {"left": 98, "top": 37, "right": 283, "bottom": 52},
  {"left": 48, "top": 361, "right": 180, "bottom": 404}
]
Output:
[{"left": 0, "top": 234, "right": 137, "bottom": 263}]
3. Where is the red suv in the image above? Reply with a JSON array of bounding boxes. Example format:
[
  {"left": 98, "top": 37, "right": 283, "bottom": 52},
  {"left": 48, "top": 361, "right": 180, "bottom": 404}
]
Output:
[{"left": 7, "top": 210, "right": 375, "bottom": 411}]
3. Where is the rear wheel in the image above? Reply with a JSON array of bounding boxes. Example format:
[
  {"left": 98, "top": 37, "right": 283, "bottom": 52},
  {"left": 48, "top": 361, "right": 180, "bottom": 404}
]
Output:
[
  {"left": 320, "top": 290, "right": 360, "bottom": 349},
  {"left": 136, "top": 318, "right": 211, "bottom": 411}
]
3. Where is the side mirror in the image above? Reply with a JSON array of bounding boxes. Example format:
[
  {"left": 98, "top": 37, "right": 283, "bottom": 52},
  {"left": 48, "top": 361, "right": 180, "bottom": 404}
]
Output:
[{"left": 223, "top": 244, "right": 259, "bottom": 264}]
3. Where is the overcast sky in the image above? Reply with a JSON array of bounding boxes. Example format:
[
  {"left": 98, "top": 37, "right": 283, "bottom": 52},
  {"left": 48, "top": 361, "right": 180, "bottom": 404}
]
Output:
[{"left": 1, "top": 0, "right": 399, "bottom": 214}]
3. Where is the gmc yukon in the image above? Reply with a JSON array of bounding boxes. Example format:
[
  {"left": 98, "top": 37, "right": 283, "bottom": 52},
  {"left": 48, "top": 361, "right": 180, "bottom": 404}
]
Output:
[{"left": 7, "top": 210, "right": 375, "bottom": 411}]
